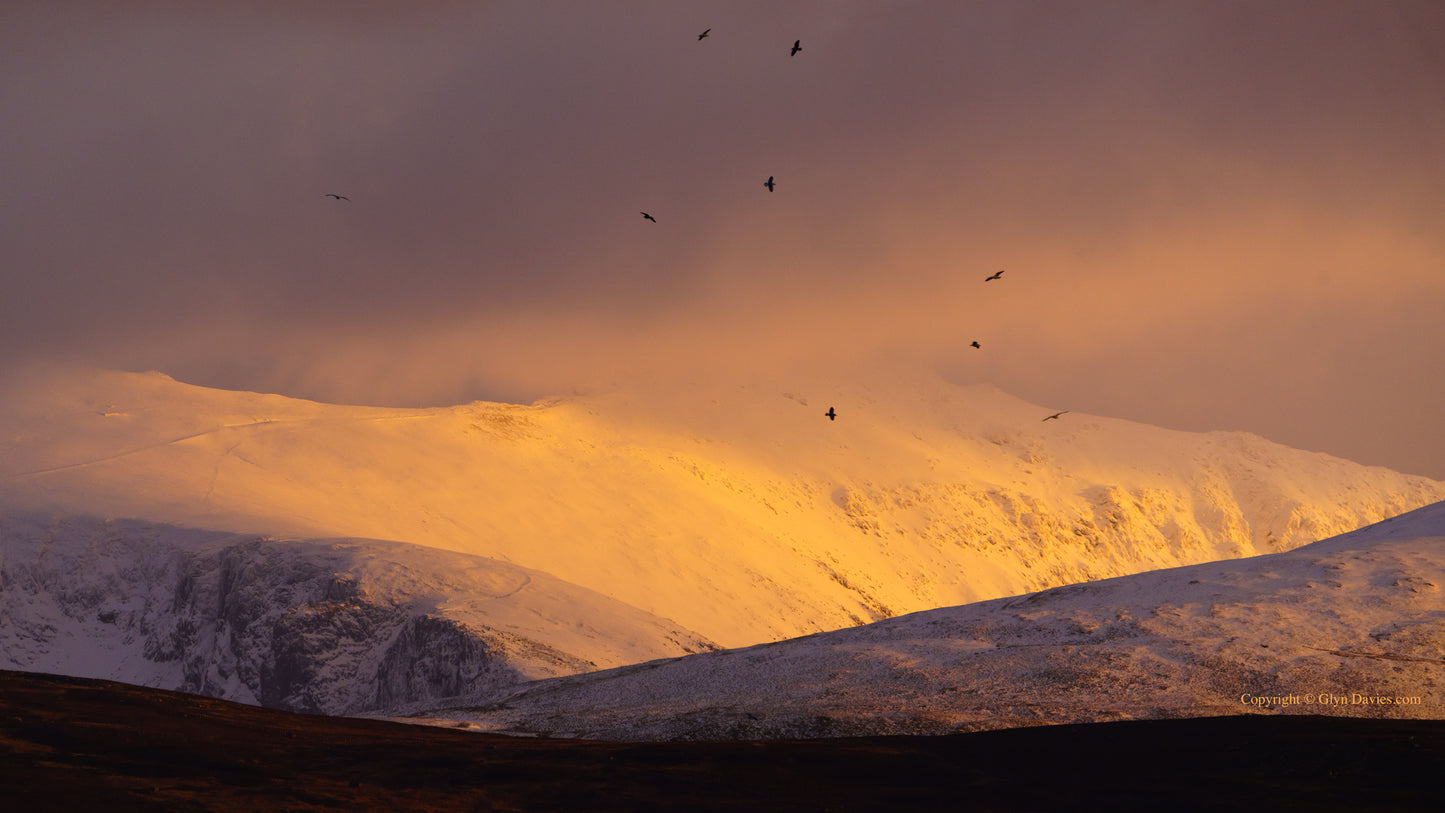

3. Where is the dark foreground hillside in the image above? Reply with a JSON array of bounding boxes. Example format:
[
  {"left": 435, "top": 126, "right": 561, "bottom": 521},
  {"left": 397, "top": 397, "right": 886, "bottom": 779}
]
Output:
[{"left": 2, "top": 670, "right": 1441, "bottom": 812}]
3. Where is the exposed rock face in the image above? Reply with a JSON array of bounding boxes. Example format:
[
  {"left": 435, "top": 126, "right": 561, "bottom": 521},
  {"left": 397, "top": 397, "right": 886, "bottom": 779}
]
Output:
[
  {"left": 374, "top": 615, "right": 498, "bottom": 710},
  {"left": 0, "top": 513, "right": 708, "bottom": 715},
  {"left": 371, "top": 616, "right": 591, "bottom": 710}
]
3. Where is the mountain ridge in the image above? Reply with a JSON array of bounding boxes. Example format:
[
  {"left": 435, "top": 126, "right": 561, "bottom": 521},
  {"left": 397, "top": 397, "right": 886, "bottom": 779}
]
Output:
[
  {"left": 2, "top": 365, "right": 1441, "bottom": 713},
  {"left": 411, "top": 499, "right": 1445, "bottom": 739}
]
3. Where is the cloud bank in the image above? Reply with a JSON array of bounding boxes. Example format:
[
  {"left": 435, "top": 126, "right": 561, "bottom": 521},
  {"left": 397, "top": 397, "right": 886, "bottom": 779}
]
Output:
[{"left": 3, "top": 1, "right": 1442, "bottom": 476}]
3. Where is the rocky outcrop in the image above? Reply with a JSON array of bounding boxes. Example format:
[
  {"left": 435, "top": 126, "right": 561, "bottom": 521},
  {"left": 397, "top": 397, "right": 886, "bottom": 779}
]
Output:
[{"left": 0, "top": 513, "right": 705, "bottom": 715}]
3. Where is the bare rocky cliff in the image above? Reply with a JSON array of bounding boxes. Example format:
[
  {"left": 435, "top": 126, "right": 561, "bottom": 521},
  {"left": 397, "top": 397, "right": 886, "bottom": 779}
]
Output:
[{"left": 0, "top": 513, "right": 709, "bottom": 715}]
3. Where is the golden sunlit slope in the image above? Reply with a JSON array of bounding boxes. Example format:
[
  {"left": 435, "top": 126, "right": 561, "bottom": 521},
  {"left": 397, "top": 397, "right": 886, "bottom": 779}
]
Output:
[
  {"left": 3, "top": 365, "right": 1441, "bottom": 650},
  {"left": 421, "top": 500, "right": 1445, "bottom": 740}
]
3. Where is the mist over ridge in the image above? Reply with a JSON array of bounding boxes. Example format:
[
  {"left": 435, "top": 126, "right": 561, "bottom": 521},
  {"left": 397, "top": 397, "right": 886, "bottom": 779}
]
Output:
[{"left": 4, "top": 2, "right": 1444, "bottom": 478}]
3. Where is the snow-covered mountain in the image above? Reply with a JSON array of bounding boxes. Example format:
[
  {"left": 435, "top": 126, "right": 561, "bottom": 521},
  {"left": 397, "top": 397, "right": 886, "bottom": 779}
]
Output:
[
  {"left": 411, "top": 499, "right": 1445, "bottom": 740},
  {"left": 0, "top": 512, "right": 713, "bottom": 715},
  {"left": 1, "top": 364, "right": 1441, "bottom": 713}
]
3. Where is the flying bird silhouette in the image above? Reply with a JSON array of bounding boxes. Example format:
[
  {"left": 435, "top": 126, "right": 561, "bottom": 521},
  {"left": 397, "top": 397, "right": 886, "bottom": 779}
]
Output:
[
  {"left": 324, "top": 194, "right": 350, "bottom": 201},
  {"left": 985, "top": 269, "right": 1004, "bottom": 281},
  {"left": 970, "top": 341, "right": 981, "bottom": 349},
  {"left": 791, "top": 39, "right": 802, "bottom": 56},
  {"left": 1042, "top": 410, "right": 1070, "bottom": 422},
  {"left": 825, "top": 406, "right": 837, "bottom": 421},
  {"left": 641, "top": 212, "right": 656, "bottom": 223},
  {"left": 698, "top": 28, "right": 710, "bottom": 41},
  {"left": 764, "top": 176, "right": 775, "bottom": 192}
]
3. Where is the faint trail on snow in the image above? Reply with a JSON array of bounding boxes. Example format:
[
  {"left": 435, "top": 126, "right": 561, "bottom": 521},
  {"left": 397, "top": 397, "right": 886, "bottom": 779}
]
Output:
[
  {"left": 202, "top": 437, "right": 252, "bottom": 504},
  {"left": 449, "top": 571, "right": 533, "bottom": 601},
  {"left": 1, "top": 419, "right": 296, "bottom": 480}
]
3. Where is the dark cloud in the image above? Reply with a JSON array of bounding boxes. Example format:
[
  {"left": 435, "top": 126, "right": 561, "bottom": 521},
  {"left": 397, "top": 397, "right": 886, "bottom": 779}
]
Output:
[{"left": 2, "top": 1, "right": 1442, "bottom": 476}]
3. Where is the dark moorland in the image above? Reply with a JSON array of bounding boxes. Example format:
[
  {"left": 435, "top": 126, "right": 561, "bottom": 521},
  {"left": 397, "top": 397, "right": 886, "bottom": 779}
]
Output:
[{"left": 2, "top": 670, "right": 1441, "bottom": 811}]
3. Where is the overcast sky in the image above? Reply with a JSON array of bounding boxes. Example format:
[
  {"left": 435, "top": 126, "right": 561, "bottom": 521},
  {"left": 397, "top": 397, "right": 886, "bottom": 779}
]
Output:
[{"left": 4, "top": 1, "right": 1443, "bottom": 477}]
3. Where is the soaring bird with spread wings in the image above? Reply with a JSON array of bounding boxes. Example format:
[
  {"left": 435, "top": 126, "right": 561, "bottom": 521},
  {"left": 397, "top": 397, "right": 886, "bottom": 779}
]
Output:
[
  {"left": 698, "top": 28, "right": 710, "bottom": 41},
  {"left": 1042, "top": 411, "right": 1069, "bottom": 422},
  {"left": 791, "top": 39, "right": 802, "bottom": 56},
  {"left": 641, "top": 212, "right": 656, "bottom": 223},
  {"left": 985, "top": 269, "right": 1004, "bottom": 281},
  {"left": 325, "top": 194, "right": 350, "bottom": 201}
]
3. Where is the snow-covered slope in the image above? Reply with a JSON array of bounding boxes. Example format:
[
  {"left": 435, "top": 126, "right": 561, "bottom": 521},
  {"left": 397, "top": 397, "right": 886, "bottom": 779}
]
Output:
[
  {"left": 413, "top": 500, "right": 1445, "bottom": 740},
  {"left": 0, "top": 511, "right": 713, "bottom": 715},
  {"left": 3, "top": 364, "right": 1441, "bottom": 656}
]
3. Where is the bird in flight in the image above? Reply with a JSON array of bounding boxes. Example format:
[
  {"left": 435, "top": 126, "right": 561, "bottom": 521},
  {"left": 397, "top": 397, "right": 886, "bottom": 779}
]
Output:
[
  {"left": 970, "top": 341, "right": 981, "bottom": 349},
  {"left": 764, "top": 176, "right": 775, "bottom": 192},
  {"left": 325, "top": 194, "right": 350, "bottom": 201},
  {"left": 985, "top": 269, "right": 1004, "bottom": 281},
  {"left": 825, "top": 406, "right": 837, "bottom": 421},
  {"left": 698, "top": 28, "right": 710, "bottom": 41},
  {"left": 641, "top": 212, "right": 656, "bottom": 223},
  {"left": 1042, "top": 410, "right": 1070, "bottom": 422},
  {"left": 791, "top": 39, "right": 802, "bottom": 57}
]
